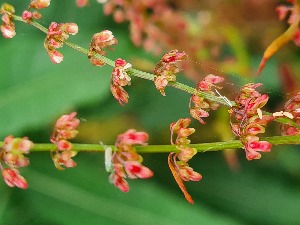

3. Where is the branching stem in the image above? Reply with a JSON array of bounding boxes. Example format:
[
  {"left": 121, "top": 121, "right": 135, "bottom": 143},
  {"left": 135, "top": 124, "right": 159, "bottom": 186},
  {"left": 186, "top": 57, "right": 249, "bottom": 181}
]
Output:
[{"left": 13, "top": 15, "right": 236, "bottom": 107}]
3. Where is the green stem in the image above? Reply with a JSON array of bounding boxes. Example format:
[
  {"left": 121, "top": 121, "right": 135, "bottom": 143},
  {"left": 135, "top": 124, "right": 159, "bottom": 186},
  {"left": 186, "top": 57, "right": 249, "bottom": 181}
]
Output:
[
  {"left": 1, "top": 134, "right": 299, "bottom": 153},
  {"left": 13, "top": 15, "right": 236, "bottom": 107}
]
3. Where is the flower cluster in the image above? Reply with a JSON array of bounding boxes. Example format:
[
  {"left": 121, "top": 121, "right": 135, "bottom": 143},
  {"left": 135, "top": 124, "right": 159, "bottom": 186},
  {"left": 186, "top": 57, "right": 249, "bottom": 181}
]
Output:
[
  {"left": 0, "top": 3, "right": 16, "bottom": 39},
  {"left": 110, "top": 58, "right": 132, "bottom": 105},
  {"left": 276, "top": 0, "right": 300, "bottom": 46},
  {"left": 44, "top": 22, "right": 79, "bottom": 64},
  {"left": 189, "top": 74, "right": 224, "bottom": 124},
  {"left": 108, "top": 129, "right": 153, "bottom": 192},
  {"left": 88, "top": 30, "right": 118, "bottom": 66},
  {"left": 50, "top": 112, "right": 80, "bottom": 170},
  {"left": 281, "top": 92, "right": 300, "bottom": 135},
  {"left": 230, "top": 83, "right": 273, "bottom": 160},
  {"left": 168, "top": 118, "right": 202, "bottom": 204},
  {"left": 21, "top": 0, "right": 50, "bottom": 21},
  {"left": 154, "top": 50, "right": 187, "bottom": 96},
  {"left": 0, "top": 136, "right": 34, "bottom": 189}
]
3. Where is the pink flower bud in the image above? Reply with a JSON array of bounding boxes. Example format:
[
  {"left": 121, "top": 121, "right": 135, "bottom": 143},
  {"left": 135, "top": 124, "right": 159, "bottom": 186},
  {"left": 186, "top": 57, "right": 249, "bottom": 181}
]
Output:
[
  {"left": 203, "top": 74, "right": 224, "bottom": 84},
  {"left": 30, "top": 0, "right": 51, "bottom": 9},
  {"left": 2, "top": 168, "right": 28, "bottom": 189},
  {"left": 57, "top": 140, "right": 73, "bottom": 151},
  {"left": 162, "top": 49, "right": 187, "bottom": 63},
  {"left": 179, "top": 166, "right": 202, "bottom": 181},
  {"left": 244, "top": 138, "right": 272, "bottom": 161},
  {"left": 117, "top": 129, "right": 148, "bottom": 146},
  {"left": 109, "top": 173, "right": 129, "bottom": 192},
  {"left": 1, "top": 24, "right": 16, "bottom": 38},
  {"left": 19, "top": 138, "right": 33, "bottom": 154},
  {"left": 32, "top": 11, "right": 42, "bottom": 19},
  {"left": 65, "top": 23, "right": 78, "bottom": 35},
  {"left": 276, "top": 6, "right": 290, "bottom": 20},
  {"left": 76, "top": 0, "right": 89, "bottom": 7},
  {"left": 124, "top": 161, "right": 153, "bottom": 179},
  {"left": 115, "top": 58, "right": 127, "bottom": 67},
  {"left": 47, "top": 49, "right": 64, "bottom": 64},
  {"left": 22, "top": 11, "right": 33, "bottom": 20},
  {"left": 2, "top": 14, "right": 10, "bottom": 25}
]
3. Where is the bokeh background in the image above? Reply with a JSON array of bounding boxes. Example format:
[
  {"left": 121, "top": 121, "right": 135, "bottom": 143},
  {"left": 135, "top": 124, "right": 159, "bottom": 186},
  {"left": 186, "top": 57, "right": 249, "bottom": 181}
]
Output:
[{"left": 1, "top": 0, "right": 300, "bottom": 224}]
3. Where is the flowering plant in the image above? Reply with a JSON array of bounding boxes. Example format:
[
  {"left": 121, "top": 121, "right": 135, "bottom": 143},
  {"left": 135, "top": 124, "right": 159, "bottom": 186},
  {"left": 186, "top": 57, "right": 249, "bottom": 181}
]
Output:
[{"left": 1, "top": 1, "right": 300, "bottom": 223}]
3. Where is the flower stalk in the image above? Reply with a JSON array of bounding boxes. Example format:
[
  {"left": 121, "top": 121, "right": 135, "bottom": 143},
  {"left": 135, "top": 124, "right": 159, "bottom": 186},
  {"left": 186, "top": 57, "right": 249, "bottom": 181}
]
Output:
[
  {"left": 12, "top": 14, "right": 235, "bottom": 107},
  {"left": 2, "top": 134, "right": 298, "bottom": 153}
]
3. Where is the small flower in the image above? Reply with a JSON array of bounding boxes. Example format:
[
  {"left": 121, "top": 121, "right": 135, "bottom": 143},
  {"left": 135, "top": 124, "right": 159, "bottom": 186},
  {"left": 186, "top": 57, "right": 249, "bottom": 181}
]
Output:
[
  {"left": 2, "top": 168, "right": 28, "bottom": 189},
  {"left": 22, "top": 10, "right": 33, "bottom": 20},
  {"left": 2, "top": 136, "right": 33, "bottom": 167},
  {"left": 124, "top": 161, "right": 153, "bottom": 179},
  {"left": 47, "top": 49, "right": 64, "bottom": 64},
  {"left": 76, "top": 0, "right": 89, "bottom": 7},
  {"left": 116, "top": 129, "right": 148, "bottom": 146},
  {"left": 244, "top": 136, "right": 272, "bottom": 160},
  {"left": 88, "top": 30, "right": 118, "bottom": 66},
  {"left": 112, "top": 58, "right": 132, "bottom": 87},
  {"left": 109, "top": 173, "right": 129, "bottom": 192},
  {"left": 0, "top": 136, "right": 33, "bottom": 189},
  {"left": 30, "top": 0, "right": 51, "bottom": 9},
  {"left": 0, "top": 24, "right": 15, "bottom": 38}
]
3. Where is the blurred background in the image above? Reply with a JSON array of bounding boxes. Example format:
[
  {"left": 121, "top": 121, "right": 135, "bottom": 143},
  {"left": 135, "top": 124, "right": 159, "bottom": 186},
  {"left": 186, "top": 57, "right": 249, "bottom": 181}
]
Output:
[{"left": 1, "top": 0, "right": 300, "bottom": 224}]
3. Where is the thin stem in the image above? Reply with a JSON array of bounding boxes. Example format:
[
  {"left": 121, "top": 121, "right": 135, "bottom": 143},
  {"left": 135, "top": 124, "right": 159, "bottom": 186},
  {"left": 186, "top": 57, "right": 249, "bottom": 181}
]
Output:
[
  {"left": 1, "top": 134, "right": 298, "bottom": 153},
  {"left": 13, "top": 15, "right": 236, "bottom": 107}
]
